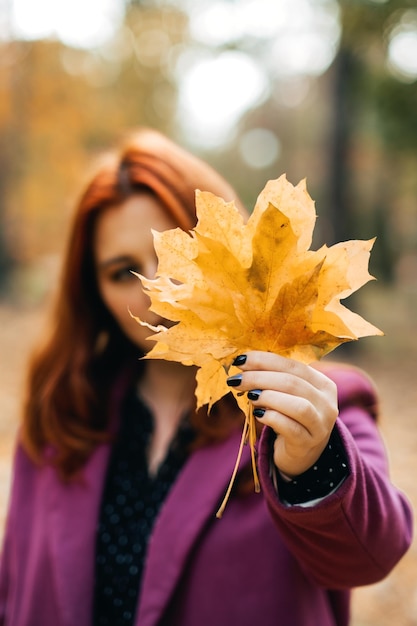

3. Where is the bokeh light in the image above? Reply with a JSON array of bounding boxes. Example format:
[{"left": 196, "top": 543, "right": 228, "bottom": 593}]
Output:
[
  {"left": 10, "top": 0, "right": 123, "bottom": 49},
  {"left": 387, "top": 10, "right": 417, "bottom": 82},
  {"left": 176, "top": 50, "right": 269, "bottom": 148},
  {"left": 239, "top": 128, "right": 281, "bottom": 169}
]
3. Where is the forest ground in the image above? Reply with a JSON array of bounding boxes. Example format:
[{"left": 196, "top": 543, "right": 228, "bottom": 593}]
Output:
[{"left": 0, "top": 283, "right": 416, "bottom": 625}]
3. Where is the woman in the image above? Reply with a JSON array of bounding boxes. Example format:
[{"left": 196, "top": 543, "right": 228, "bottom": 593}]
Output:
[{"left": 0, "top": 128, "right": 412, "bottom": 626}]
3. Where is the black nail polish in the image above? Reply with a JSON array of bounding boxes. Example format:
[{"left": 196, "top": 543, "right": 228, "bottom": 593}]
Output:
[
  {"left": 248, "top": 389, "right": 262, "bottom": 401},
  {"left": 253, "top": 408, "right": 266, "bottom": 418},
  {"left": 226, "top": 374, "right": 242, "bottom": 387},
  {"left": 232, "top": 354, "right": 247, "bottom": 366}
]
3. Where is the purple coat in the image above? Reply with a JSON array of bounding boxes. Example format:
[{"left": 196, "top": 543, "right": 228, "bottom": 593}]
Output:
[{"left": 0, "top": 365, "right": 412, "bottom": 626}]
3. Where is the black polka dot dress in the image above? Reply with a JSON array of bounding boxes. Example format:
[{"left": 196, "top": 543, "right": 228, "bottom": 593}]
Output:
[{"left": 93, "top": 392, "right": 194, "bottom": 626}]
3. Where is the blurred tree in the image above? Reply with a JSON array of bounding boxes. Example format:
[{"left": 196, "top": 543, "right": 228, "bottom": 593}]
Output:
[
  {"left": 1, "top": 0, "right": 416, "bottom": 293},
  {"left": 0, "top": 59, "right": 13, "bottom": 294},
  {"left": 0, "top": 0, "right": 188, "bottom": 275},
  {"left": 0, "top": 0, "right": 13, "bottom": 293},
  {"left": 326, "top": 0, "right": 417, "bottom": 280}
]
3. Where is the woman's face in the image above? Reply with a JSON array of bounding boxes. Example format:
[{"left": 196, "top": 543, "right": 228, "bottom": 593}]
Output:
[{"left": 94, "top": 192, "right": 177, "bottom": 351}]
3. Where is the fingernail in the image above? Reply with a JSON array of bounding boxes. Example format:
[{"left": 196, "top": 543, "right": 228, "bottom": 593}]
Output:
[
  {"left": 247, "top": 389, "right": 262, "bottom": 401},
  {"left": 226, "top": 374, "right": 242, "bottom": 387},
  {"left": 253, "top": 408, "right": 266, "bottom": 418},
  {"left": 232, "top": 354, "right": 247, "bottom": 366}
]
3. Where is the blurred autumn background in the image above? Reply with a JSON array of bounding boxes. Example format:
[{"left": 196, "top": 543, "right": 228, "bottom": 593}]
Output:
[{"left": 0, "top": 0, "right": 416, "bottom": 623}]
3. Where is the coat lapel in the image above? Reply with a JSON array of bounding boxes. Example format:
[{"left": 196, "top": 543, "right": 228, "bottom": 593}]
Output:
[
  {"left": 136, "top": 428, "right": 251, "bottom": 626},
  {"left": 47, "top": 371, "right": 132, "bottom": 626},
  {"left": 48, "top": 443, "right": 111, "bottom": 626}
]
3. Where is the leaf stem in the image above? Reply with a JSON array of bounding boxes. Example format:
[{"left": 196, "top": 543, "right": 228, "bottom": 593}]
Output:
[
  {"left": 216, "top": 414, "right": 250, "bottom": 518},
  {"left": 216, "top": 405, "right": 260, "bottom": 518},
  {"left": 248, "top": 406, "right": 260, "bottom": 493}
]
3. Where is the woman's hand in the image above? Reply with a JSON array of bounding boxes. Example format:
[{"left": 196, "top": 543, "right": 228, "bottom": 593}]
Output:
[{"left": 227, "top": 352, "right": 339, "bottom": 478}]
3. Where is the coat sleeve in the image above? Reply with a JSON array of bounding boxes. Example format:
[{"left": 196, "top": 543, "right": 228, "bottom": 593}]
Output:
[{"left": 257, "top": 364, "right": 413, "bottom": 589}]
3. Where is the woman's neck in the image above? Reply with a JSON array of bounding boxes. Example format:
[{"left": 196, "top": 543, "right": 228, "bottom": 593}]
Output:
[
  {"left": 137, "top": 360, "right": 196, "bottom": 476},
  {"left": 138, "top": 359, "right": 196, "bottom": 416}
]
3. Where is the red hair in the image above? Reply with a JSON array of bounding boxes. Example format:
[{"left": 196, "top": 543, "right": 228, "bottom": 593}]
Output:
[{"left": 21, "top": 128, "right": 249, "bottom": 477}]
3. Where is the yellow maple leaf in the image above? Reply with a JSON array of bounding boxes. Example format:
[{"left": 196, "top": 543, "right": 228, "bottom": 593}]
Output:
[
  {"left": 133, "top": 174, "right": 382, "bottom": 515},
  {"left": 138, "top": 174, "right": 381, "bottom": 400}
]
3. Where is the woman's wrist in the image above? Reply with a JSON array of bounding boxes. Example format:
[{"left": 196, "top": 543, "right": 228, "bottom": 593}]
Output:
[{"left": 275, "top": 426, "right": 350, "bottom": 505}]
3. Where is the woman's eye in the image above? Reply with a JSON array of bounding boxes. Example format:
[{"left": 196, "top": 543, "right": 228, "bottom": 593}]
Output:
[{"left": 109, "top": 267, "right": 140, "bottom": 283}]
